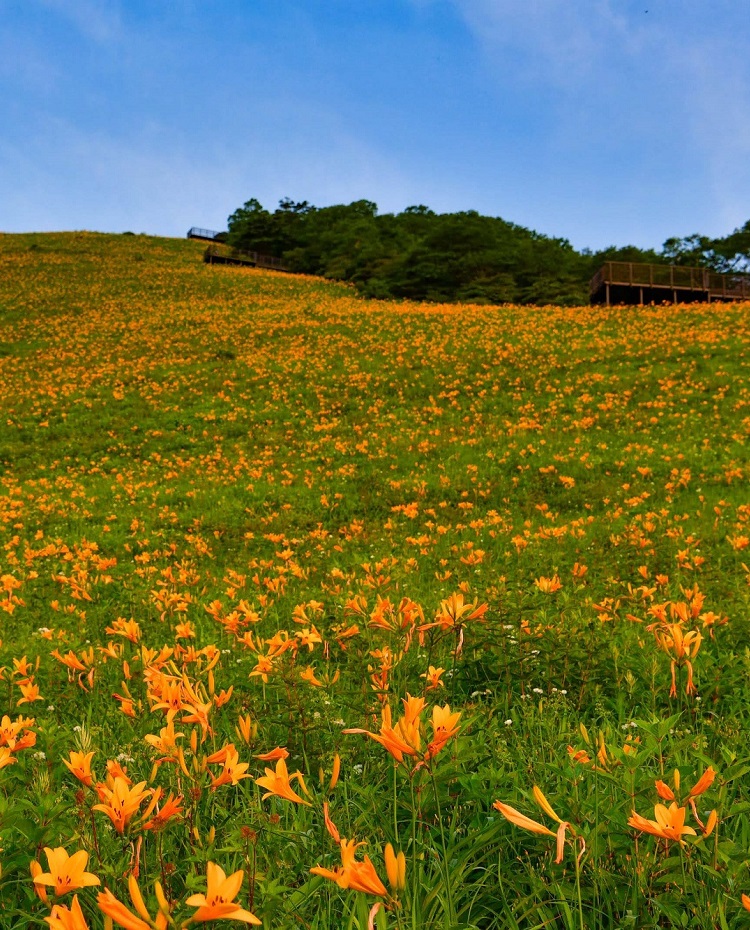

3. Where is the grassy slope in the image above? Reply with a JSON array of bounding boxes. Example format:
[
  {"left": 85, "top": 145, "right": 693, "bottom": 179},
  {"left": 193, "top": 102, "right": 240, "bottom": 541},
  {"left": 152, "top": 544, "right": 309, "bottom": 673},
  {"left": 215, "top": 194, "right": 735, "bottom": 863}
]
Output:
[{"left": 2, "top": 232, "right": 750, "bottom": 928}]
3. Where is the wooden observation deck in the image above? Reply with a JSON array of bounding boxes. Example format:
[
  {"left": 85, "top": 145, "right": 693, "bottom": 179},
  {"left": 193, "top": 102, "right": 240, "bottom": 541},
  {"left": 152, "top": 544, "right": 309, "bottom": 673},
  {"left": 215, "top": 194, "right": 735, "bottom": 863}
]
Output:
[
  {"left": 187, "top": 227, "right": 288, "bottom": 272},
  {"left": 590, "top": 261, "right": 750, "bottom": 305}
]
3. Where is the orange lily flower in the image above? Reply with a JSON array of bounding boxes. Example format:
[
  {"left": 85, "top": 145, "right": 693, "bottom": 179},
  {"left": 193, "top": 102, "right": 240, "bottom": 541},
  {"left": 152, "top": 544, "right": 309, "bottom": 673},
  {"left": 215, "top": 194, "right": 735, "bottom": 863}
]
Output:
[
  {"left": 98, "top": 874, "right": 170, "bottom": 929},
  {"left": 254, "top": 746, "right": 289, "bottom": 761},
  {"left": 18, "top": 678, "right": 43, "bottom": 704},
  {"left": 424, "top": 704, "right": 461, "bottom": 761},
  {"left": 627, "top": 802, "right": 697, "bottom": 843},
  {"left": 45, "top": 894, "right": 90, "bottom": 929},
  {"left": 311, "top": 838, "right": 388, "bottom": 897},
  {"left": 255, "top": 757, "right": 311, "bottom": 806},
  {"left": 210, "top": 747, "right": 251, "bottom": 790},
  {"left": 185, "top": 861, "right": 261, "bottom": 924},
  {"left": 688, "top": 766, "right": 716, "bottom": 798},
  {"left": 93, "top": 776, "right": 152, "bottom": 834},
  {"left": 62, "top": 750, "right": 96, "bottom": 787},
  {"left": 140, "top": 790, "right": 184, "bottom": 831},
  {"left": 0, "top": 713, "right": 35, "bottom": 749},
  {"left": 494, "top": 789, "right": 573, "bottom": 864},
  {"left": 34, "top": 847, "right": 100, "bottom": 896},
  {"left": 344, "top": 696, "right": 423, "bottom": 764}
]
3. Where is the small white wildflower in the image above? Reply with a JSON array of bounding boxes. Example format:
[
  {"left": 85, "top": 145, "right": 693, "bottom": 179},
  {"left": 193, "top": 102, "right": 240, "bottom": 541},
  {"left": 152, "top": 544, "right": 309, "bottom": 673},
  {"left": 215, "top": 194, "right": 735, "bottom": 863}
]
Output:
[
  {"left": 353, "top": 764, "right": 364, "bottom": 775},
  {"left": 333, "top": 719, "right": 346, "bottom": 726},
  {"left": 532, "top": 687, "right": 543, "bottom": 694},
  {"left": 47, "top": 705, "right": 55, "bottom": 711},
  {"left": 73, "top": 725, "right": 82, "bottom": 733},
  {"left": 34, "top": 751, "right": 47, "bottom": 761},
  {"left": 560, "top": 689, "right": 567, "bottom": 695},
  {"left": 505, "top": 719, "right": 513, "bottom": 726}
]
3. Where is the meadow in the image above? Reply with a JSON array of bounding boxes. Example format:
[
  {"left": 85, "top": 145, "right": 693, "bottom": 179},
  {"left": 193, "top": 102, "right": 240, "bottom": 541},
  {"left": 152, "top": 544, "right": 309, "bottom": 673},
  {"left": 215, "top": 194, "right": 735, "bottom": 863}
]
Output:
[{"left": 1, "top": 230, "right": 750, "bottom": 929}]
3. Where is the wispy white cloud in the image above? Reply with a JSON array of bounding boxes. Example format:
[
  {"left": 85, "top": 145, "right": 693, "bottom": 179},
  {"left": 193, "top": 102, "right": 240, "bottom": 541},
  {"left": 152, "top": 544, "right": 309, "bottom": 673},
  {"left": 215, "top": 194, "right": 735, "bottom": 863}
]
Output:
[
  {"left": 423, "top": 0, "right": 750, "bottom": 240},
  {"left": 0, "top": 108, "right": 417, "bottom": 235}
]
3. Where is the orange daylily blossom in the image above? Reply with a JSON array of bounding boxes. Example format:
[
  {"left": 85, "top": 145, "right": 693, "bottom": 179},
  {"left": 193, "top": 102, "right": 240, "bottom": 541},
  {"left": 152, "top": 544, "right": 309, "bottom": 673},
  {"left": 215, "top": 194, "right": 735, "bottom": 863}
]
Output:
[
  {"left": 0, "top": 713, "right": 35, "bottom": 749},
  {"left": 144, "top": 720, "right": 184, "bottom": 766},
  {"left": 98, "top": 874, "right": 170, "bottom": 930},
  {"left": 254, "top": 746, "right": 289, "bottom": 761},
  {"left": 493, "top": 787, "right": 574, "bottom": 864},
  {"left": 209, "top": 747, "right": 251, "bottom": 790},
  {"left": 420, "top": 665, "right": 445, "bottom": 691},
  {"left": 534, "top": 575, "right": 563, "bottom": 594},
  {"left": 93, "top": 776, "right": 152, "bottom": 834},
  {"left": 140, "top": 789, "right": 184, "bottom": 832},
  {"left": 34, "top": 847, "right": 100, "bottom": 896},
  {"left": 18, "top": 678, "right": 43, "bottom": 704},
  {"left": 688, "top": 766, "right": 716, "bottom": 798},
  {"left": 418, "top": 592, "right": 488, "bottom": 636},
  {"left": 180, "top": 698, "right": 213, "bottom": 738},
  {"left": 345, "top": 695, "right": 460, "bottom": 769},
  {"left": 0, "top": 746, "right": 16, "bottom": 770},
  {"left": 655, "top": 779, "right": 676, "bottom": 801},
  {"left": 185, "top": 861, "right": 261, "bottom": 924},
  {"left": 311, "top": 838, "right": 388, "bottom": 897},
  {"left": 255, "top": 757, "right": 311, "bottom": 806},
  {"left": 31, "top": 859, "right": 49, "bottom": 903},
  {"left": 45, "top": 894, "right": 90, "bottom": 930},
  {"left": 650, "top": 621, "right": 702, "bottom": 697},
  {"left": 105, "top": 758, "right": 132, "bottom": 784},
  {"left": 344, "top": 695, "right": 424, "bottom": 765},
  {"left": 62, "top": 750, "right": 96, "bottom": 787},
  {"left": 742, "top": 893, "right": 750, "bottom": 912},
  {"left": 423, "top": 704, "right": 461, "bottom": 762},
  {"left": 627, "top": 802, "right": 697, "bottom": 843}
]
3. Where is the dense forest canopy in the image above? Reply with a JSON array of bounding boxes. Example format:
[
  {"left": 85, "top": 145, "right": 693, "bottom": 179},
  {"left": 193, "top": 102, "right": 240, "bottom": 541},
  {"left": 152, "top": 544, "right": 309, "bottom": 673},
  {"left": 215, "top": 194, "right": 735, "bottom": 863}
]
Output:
[{"left": 226, "top": 197, "right": 750, "bottom": 305}]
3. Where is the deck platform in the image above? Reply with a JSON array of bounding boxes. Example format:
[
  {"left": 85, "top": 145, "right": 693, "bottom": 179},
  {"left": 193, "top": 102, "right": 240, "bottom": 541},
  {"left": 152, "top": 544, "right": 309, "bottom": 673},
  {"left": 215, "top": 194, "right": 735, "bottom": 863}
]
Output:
[{"left": 590, "top": 261, "right": 750, "bottom": 305}]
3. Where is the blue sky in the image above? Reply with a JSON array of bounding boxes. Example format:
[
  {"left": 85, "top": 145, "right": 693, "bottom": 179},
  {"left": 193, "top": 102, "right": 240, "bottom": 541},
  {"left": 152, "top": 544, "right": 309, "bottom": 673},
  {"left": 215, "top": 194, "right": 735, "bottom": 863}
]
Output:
[{"left": 2, "top": 0, "right": 749, "bottom": 251}]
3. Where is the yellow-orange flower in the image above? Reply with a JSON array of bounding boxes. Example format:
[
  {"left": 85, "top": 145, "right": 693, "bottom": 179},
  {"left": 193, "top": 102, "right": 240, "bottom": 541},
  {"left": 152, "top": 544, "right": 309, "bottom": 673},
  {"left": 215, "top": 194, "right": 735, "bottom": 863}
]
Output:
[
  {"left": 209, "top": 747, "right": 251, "bottom": 790},
  {"left": 255, "top": 757, "right": 311, "bottom": 805},
  {"left": 33, "top": 847, "right": 100, "bottom": 896},
  {"left": 92, "top": 776, "right": 152, "bottom": 833},
  {"left": 627, "top": 802, "right": 697, "bottom": 843},
  {"left": 45, "top": 894, "right": 90, "bottom": 929},
  {"left": 62, "top": 750, "right": 96, "bottom": 787},
  {"left": 185, "top": 861, "right": 261, "bottom": 924},
  {"left": 311, "top": 838, "right": 388, "bottom": 897},
  {"left": 97, "top": 873, "right": 171, "bottom": 930}
]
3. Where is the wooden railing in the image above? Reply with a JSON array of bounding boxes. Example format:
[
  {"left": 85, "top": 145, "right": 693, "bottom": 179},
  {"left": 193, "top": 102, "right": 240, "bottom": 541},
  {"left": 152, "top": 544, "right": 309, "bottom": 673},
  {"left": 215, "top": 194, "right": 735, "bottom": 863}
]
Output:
[
  {"left": 187, "top": 227, "right": 224, "bottom": 241},
  {"left": 203, "top": 243, "right": 288, "bottom": 272},
  {"left": 591, "top": 261, "right": 750, "bottom": 302}
]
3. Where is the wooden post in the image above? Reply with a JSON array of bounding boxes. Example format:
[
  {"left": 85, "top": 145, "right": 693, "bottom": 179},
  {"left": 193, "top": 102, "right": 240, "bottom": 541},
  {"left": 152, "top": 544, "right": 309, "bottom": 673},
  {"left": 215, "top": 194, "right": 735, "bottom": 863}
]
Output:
[
  {"left": 639, "top": 287, "right": 644, "bottom": 305},
  {"left": 606, "top": 283, "right": 610, "bottom": 306}
]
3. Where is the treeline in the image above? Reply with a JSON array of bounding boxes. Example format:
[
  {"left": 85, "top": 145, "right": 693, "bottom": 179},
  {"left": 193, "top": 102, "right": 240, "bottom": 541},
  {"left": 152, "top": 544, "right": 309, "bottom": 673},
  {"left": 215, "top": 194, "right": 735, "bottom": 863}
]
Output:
[{"left": 226, "top": 198, "right": 750, "bottom": 305}]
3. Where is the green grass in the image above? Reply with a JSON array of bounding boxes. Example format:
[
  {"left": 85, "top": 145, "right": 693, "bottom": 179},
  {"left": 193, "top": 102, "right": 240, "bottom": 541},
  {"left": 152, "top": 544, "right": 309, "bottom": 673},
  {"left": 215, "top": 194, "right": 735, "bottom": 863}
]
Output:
[{"left": 1, "top": 232, "right": 750, "bottom": 928}]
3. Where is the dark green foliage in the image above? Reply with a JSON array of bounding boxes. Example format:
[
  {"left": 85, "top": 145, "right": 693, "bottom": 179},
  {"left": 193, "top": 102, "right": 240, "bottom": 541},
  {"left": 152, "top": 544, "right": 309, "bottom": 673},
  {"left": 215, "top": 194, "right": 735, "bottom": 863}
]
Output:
[{"left": 227, "top": 197, "right": 750, "bottom": 306}]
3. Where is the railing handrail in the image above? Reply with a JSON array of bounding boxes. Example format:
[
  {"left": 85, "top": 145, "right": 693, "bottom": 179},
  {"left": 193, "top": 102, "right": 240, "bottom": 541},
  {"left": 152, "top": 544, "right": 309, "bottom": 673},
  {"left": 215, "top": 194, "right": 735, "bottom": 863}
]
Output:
[
  {"left": 187, "top": 227, "right": 223, "bottom": 240},
  {"left": 590, "top": 261, "right": 750, "bottom": 297}
]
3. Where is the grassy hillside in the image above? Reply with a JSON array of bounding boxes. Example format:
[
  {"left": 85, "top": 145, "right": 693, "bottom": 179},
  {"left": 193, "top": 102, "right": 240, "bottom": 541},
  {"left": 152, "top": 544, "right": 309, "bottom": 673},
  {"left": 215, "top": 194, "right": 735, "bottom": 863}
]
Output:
[{"left": 2, "top": 232, "right": 750, "bottom": 928}]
